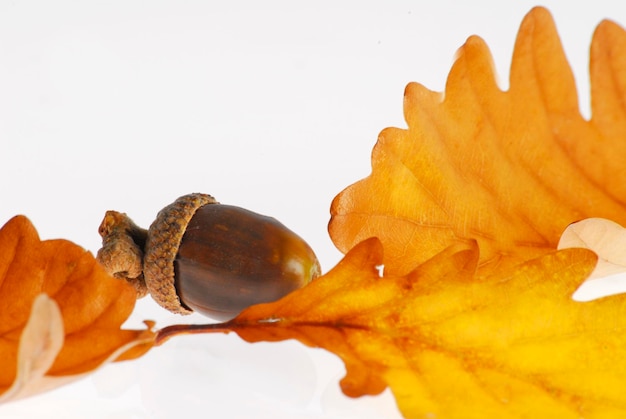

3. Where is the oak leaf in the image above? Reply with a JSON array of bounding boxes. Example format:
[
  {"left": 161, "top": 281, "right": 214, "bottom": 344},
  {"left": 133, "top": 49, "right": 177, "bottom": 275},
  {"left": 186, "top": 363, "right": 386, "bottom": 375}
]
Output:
[
  {"left": 157, "top": 237, "right": 626, "bottom": 418},
  {"left": 329, "top": 7, "right": 626, "bottom": 276},
  {"left": 0, "top": 215, "right": 154, "bottom": 403},
  {"left": 151, "top": 7, "right": 626, "bottom": 418}
]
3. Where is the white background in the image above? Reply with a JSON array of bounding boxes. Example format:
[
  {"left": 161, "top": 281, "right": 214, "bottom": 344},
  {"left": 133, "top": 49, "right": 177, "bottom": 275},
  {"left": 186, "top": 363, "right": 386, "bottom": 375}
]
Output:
[{"left": 0, "top": 1, "right": 625, "bottom": 418}]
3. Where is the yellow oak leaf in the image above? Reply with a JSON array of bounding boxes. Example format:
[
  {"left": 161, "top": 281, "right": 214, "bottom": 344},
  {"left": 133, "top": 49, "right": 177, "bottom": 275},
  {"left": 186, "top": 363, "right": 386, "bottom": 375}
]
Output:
[
  {"left": 157, "top": 237, "right": 626, "bottom": 418},
  {"left": 151, "top": 8, "right": 626, "bottom": 418},
  {"left": 0, "top": 216, "right": 155, "bottom": 403},
  {"left": 329, "top": 6, "right": 626, "bottom": 276},
  {"left": 78, "top": 6, "right": 626, "bottom": 419}
]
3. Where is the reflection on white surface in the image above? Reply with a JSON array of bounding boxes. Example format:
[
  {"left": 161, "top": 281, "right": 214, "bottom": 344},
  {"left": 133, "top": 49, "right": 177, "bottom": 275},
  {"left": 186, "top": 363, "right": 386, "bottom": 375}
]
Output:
[
  {"left": 0, "top": 297, "right": 404, "bottom": 418},
  {"left": 127, "top": 302, "right": 403, "bottom": 418},
  {"left": 139, "top": 336, "right": 317, "bottom": 418}
]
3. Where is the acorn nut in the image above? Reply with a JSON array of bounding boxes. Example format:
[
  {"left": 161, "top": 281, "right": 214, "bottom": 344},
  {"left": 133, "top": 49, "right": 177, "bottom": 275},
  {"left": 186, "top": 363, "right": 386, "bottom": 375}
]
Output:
[{"left": 97, "top": 193, "right": 321, "bottom": 321}]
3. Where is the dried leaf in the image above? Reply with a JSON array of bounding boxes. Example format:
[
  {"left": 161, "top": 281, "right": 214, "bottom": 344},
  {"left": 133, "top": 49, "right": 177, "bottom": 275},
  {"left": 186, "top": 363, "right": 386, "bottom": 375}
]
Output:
[
  {"left": 329, "top": 7, "right": 626, "bottom": 276},
  {"left": 559, "top": 218, "right": 626, "bottom": 301},
  {"left": 0, "top": 294, "right": 64, "bottom": 402},
  {"left": 158, "top": 237, "right": 626, "bottom": 418},
  {"left": 0, "top": 216, "right": 154, "bottom": 403},
  {"left": 152, "top": 8, "right": 626, "bottom": 418}
]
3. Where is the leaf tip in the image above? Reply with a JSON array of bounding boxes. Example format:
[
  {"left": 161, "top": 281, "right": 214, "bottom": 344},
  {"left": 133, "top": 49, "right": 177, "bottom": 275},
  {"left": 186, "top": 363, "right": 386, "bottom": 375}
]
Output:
[
  {"left": 1, "top": 214, "right": 39, "bottom": 240},
  {"left": 343, "top": 237, "right": 385, "bottom": 271},
  {"left": 522, "top": 5, "right": 555, "bottom": 27}
]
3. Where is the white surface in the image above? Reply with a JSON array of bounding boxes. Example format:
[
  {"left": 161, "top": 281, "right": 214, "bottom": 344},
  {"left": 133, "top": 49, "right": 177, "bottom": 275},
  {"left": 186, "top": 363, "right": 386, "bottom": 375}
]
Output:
[{"left": 1, "top": 1, "right": 625, "bottom": 418}]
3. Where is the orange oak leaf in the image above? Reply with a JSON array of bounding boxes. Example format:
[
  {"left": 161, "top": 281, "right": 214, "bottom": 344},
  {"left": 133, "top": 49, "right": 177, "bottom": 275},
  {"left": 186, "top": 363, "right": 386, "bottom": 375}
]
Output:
[
  {"left": 329, "top": 7, "right": 626, "bottom": 276},
  {"left": 157, "top": 237, "right": 626, "bottom": 418},
  {"left": 0, "top": 215, "right": 155, "bottom": 403}
]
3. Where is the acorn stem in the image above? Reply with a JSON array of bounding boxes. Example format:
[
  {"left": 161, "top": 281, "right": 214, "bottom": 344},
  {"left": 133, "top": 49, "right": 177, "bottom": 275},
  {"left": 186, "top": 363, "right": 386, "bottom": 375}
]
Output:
[
  {"left": 155, "top": 322, "right": 235, "bottom": 346},
  {"left": 97, "top": 211, "right": 149, "bottom": 297}
]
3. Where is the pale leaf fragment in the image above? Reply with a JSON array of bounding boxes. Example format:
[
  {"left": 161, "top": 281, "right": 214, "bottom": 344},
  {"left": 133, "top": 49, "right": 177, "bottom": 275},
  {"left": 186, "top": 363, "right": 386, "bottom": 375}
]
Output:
[
  {"left": 0, "top": 294, "right": 155, "bottom": 404},
  {"left": 0, "top": 294, "right": 64, "bottom": 403},
  {"left": 559, "top": 218, "right": 626, "bottom": 300}
]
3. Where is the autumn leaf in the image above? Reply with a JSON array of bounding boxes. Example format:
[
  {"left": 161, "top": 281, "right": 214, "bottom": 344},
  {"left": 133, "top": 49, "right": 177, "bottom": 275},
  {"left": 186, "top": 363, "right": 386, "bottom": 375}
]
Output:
[
  {"left": 0, "top": 215, "right": 154, "bottom": 403},
  {"left": 153, "top": 7, "right": 626, "bottom": 419},
  {"left": 156, "top": 237, "right": 626, "bottom": 418},
  {"left": 329, "top": 6, "right": 626, "bottom": 276}
]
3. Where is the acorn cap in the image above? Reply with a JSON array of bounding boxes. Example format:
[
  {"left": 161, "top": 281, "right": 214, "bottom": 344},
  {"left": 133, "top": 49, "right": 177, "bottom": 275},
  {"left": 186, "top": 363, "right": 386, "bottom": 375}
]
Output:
[{"left": 143, "top": 193, "right": 218, "bottom": 314}]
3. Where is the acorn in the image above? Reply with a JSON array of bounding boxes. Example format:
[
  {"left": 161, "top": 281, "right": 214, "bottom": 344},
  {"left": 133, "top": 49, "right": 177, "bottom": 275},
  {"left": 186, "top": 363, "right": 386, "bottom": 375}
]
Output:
[{"left": 97, "top": 193, "right": 321, "bottom": 320}]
